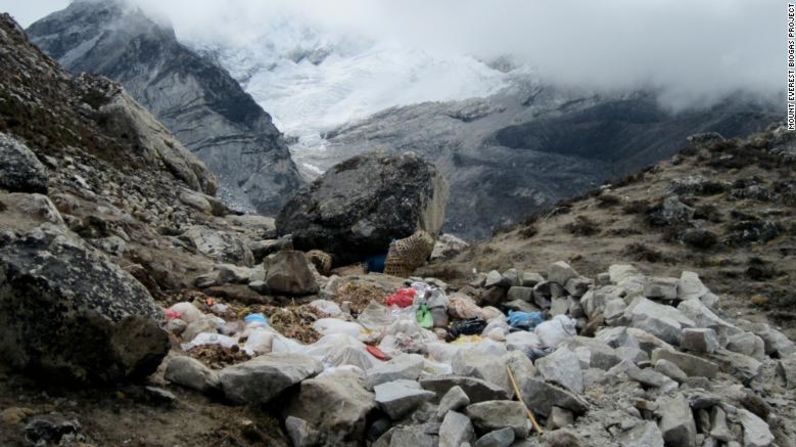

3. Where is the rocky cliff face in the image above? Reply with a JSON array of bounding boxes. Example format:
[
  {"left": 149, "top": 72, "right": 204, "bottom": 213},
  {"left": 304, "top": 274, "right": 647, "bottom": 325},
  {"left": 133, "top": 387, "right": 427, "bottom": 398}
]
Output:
[
  {"left": 27, "top": 0, "right": 303, "bottom": 213},
  {"left": 321, "top": 87, "right": 778, "bottom": 239}
]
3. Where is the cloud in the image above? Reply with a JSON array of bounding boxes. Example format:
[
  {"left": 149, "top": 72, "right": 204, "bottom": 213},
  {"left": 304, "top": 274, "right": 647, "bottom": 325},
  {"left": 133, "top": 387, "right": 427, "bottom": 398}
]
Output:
[{"left": 8, "top": 0, "right": 783, "bottom": 110}]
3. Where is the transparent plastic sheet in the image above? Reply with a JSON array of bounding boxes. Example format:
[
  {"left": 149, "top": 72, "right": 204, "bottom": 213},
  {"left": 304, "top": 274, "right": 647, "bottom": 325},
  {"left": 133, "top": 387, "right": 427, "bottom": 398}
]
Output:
[
  {"left": 357, "top": 300, "right": 394, "bottom": 331},
  {"left": 180, "top": 332, "right": 238, "bottom": 351},
  {"left": 447, "top": 293, "right": 484, "bottom": 320},
  {"left": 309, "top": 299, "right": 343, "bottom": 317}
]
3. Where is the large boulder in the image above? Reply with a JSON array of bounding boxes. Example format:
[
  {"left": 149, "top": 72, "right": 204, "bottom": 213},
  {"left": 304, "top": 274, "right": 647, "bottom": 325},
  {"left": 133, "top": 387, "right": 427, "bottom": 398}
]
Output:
[
  {"left": 0, "top": 133, "right": 48, "bottom": 194},
  {"left": 180, "top": 225, "right": 254, "bottom": 266},
  {"left": 276, "top": 152, "right": 449, "bottom": 264},
  {"left": 0, "top": 225, "right": 168, "bottom": 383},
  {"left": 219, "top": 353, "right": 322, "bottom": 405},
  {"left": 263, "top": 250, "right": 319, "bottom": 295}
]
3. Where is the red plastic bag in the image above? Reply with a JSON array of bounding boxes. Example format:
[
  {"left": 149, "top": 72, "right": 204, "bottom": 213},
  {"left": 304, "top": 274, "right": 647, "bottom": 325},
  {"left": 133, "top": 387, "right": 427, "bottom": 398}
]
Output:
[
  {"left": 385, "top": 288, "right": 416, "bottom": 308},
  {"left": 366, "top": 345, "right": 388, "bottom": 361}
]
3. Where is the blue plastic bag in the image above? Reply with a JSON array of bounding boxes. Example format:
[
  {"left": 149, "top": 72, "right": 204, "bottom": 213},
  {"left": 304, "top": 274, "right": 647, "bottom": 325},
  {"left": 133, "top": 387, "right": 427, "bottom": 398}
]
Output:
[
  {"left": 507, "top": 310, "right": 544, "bottom": 330},
  {"left": 244, "top": 313, "right": 268, "bottom": 327}
]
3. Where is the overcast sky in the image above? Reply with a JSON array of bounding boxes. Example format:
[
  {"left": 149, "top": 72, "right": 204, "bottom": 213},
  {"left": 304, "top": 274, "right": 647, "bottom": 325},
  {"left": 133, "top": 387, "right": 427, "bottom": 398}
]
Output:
[{"left": 2, "top": 0, "right": 782, "bottom": 110}]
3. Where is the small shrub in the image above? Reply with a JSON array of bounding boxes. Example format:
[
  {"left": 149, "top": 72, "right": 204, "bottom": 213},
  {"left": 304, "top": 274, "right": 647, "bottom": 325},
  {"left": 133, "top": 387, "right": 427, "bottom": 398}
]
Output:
[
  {"left": 565, "top": 216, "right": 599, "bottom": 236},
  {"left": 608, "top": 227, "right": 642, "bottom": 237},
  {"left": 693, "top": 204, "right": 723, "bottom": 223},
  {"left": 519, "top": 225, "right": 538, "bottom": 239},
  {"left": 623, "top": 242, "right": 670, "bottom": 263},
  {"left": 0, "top": 200, "right": 5, "bottom": 212},
  {"left": 681, "top": 228, "right": 718, "bottom": 249}
]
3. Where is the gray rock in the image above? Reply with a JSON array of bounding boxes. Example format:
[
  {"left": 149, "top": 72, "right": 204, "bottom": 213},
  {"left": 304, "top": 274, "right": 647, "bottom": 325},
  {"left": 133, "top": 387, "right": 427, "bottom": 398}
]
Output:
[
  {"left": 3, "top": 193, "right": 64, "bottom": 225},
  {"left": 535, "top": 347, "right": 584, "bottom": 394},
  {"left": 506, "top": 286, "right": 534, "bottom": 303},
  {"left": 367, "top": 354, "right": 425, "bottom": 388},
  {"left": 286, "top": 374, "right": 376, "bottom": 443},
  {"left": 420, "top": 376, "right": 510, "bottom": 403},
  {"left": 506, "top": 331, "right": 543, "bottom": 354},
  {"left": 430, "top": 233, "right": 469, "bottom": 261},
  {"left": 452, "top": 349, "right": 510, "bottom": 393},
  {"left": 276, "top": 152, "right": 448, "bottom": 265},
  {"left": 485, "top": 270, "right": 505, "bottom": 288},
  {"left": 502, "top": 299, "right": 539, "bottom": 313},
  {"left": 466, "top": 401, "right": 531, "bottom": 438},
  {"left": 626, "top": 328, "right": 676, "bottom": 355},
  {"left": 263, "top": 250, "right": 319, "bottom": 295},
  {"left": 654, "top": 359, "right": 688, "bottom": 383},
  {"left": 501, "top": 269, "right": 522, "bottom": 287},
  {"left": 625, "top": 297, "right": 695, "bottom": 345},
  {"left": 375, "top": 380, "right": 436, "bottom": 420},
  {"left": 285, "top": 416, "right": 320, "bottom": 447},
  {"left": 625, "top": 364, "right": 678, "bottom": 392},
  {"left": 745, "top": 323, "right": 796, "bottom": 357},
  {"left": 708, "top": 349, "right": 762, "bottom": 382},
  {"left": 521, "top": 272, "right": 545, "bottom": 287},
  {"left": 616, "top": 346, "right": 649, "bottom": 365},
  {"left": 518, "top": 378, "right": 588, "bottom": 417},
  {"left": 436, "top": 385, "right": 471, "bottom": 418},
  {"left": 547, "top": 261, "right": 578, "bottom": 286},
  {"left": 737, "top": 409, "right": 774, "bottom": 447},
  {"left": 0, "top": 225, "right": 168, "bottom": 383},
  {"left": 547, "top": 406, "right": 575, "bottom": 429},
  {"left": 725, "top": 332, "right": 765, "bottom": 360},
  {"left": 219, "top": 353, "right": 322, "bottom": 404},
  {"left": 165, "top": 356, "right": 220, "bottom": 393},
  {"left": 677, "top": 300, "right": 740, "bottom": 339},
  {"left": 644, "top": 277, "right": 679, "bottom": 300},
  {"left": 681, "top": 328, "right": 719, "bottom": 354},
  {"left": 0, "top": 133, "right": 48, "bottom": 193},
  {"left": 708, "top": 407, "right": 732, "bottom": 442},
  {"left": 560, "top": 337, "right": 623, "bottom": 370},
  {"left": 777, "top": 356, "right": 796, "bottom": 388},
  {"left": 677, "top": 272, "right": 709, "bottom": 302},
  {"left": 384, "top": 425, "right": 436, "bottom": 447},
  {"left": 181, "top": 225, "right": 254, "bottom": 266},
  {"left": 564, "top": 276, "right": 592, "bottom": 298},
  {"left": 651, "top": 348, "right": 719, "bottom": 378},
  {"left": 618, "top": 421, "right": 664, "bottom": 447},
  {"left": 657, "top": 394, "right": 697, "bottom": 447},
  {"left": 439, "top": 411, "right": 475, "bottom": 447},
  {"left": 474, "top": 427, "right": 515, "bottom": 447}
]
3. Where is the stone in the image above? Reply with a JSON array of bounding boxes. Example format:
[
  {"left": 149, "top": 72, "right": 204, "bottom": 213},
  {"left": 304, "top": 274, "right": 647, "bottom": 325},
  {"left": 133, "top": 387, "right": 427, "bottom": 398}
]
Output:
[
  {"left": 181, "top": 225, "right": 254, "bottom": 266},
  {"left": 547, "top": 406, "right": 575, "bottom": 429},
  {"left": 501, "top": 268, "right": 522, "bottom": 287},
  {"left": 518, "top": 378, "right": 588, "bottom": 417},
  {"left": 3, "top": 193, "right": 64, "bottom": 225},
  {"left": 506, "top": 286, "right": 534, "bottom": 303},
  {"left": 737, "top": 409, "right": 774, "bottom": 447},
  {"left": 0, "top": 225, "right": 168, "bottom": 383},
  {"left": 502, "top": 299, "right": 538, "bottom": 313},
  {"left": 725, "top": 332, "right": 765, "bottom": 360},
  {"left": 439, "top": 411, "right": 475, "bottom": 447},
  {"left": 777, "top": 356, "right": 796, "bottom": 388},
  {"left": 745, "top": 323, "right": 796, "bottom": 357},
  {"left": 263, "top": 250, "right": 319, "bottom": 295},
  {"left": 564, "top": 276, "right": 592, "bottom": 297},
  {"left": 452, "top": 349, "right": 510, "bottom": 393},
  {"left": 709, "top": 349, "right": 762, "bottom": 382},
  {"left": 474, "top": 427, "right": 515, "bottom": 447},
  {"left": 367, "top": 354, "right": 425, "bottom": 388},
  {"left": 286, "top": 374, "right": 376, "bottom": 443},
  {"left": 548, "top": 261, "right": 578, "bottom": 285},
  {"left": 625, "top": 297, "right": 696, "bottom": 345},
  {"left": 219, "top": 353, "right": 322, "bottom": 404},
  {"left": 651, "top": 348, "right": 719, "bottom": 378},
  {"left": 658, "top": 394, "right": 697, "bottom": 447},
  {"left": 285, "top": 416, "right": 320, "bottom": 447},
  {"left": 506, "top": 331, "right": 542, "bottom": 354},
  {"left": 420, "top": 376, "right": 510, "bottom": 403},
  {"left": 560, "top": 337, "right": 623, "bottom": 370},
  {"left": 485, "top": 270, "right": 505, "bottom": 288},
  {"left": 466, "top": 401, "right": 531, "bottom": 438},
  {"left": 249, "top": 237, "right": 293, "bottom": 263},
  {"left": 677, "top": 300, "right": 740, "bottom": 339},
  {"left": 430, "top": 233, "right": 469, "bottom": 260},
  {"left": 618, "top": 421, "right": 664, "bottom": 447},
  {"left": 550, "top": 297, "right": 569, "bottom": 316},
  {"left": 708, "top": 407, "right": 732, "bottom": 442},
  {"left": 654, "top": 359, "right": 688, "bottom": 383},
  {"left": 616, "top": 346, "right": 649, "bottom": 364},
  {"left": 375, "top": 380, "right": 436, "bottom": 420},
  {"left": 626, "top": 328, "right": 675, "bottom": 355},
  {"left": 678, "top": 271, "right": 709, "bottom": 301},
  {"left": 165, "top": 355, "right": 220, "bottom": 393},
  {"left": 0, "top": 133, "right": 48, "bottom": 193},
  {"left": 681, "top": 328, "right": 719, "bottom": 354},
  {"left": 624, "top": 364, "right": 678, "bottom": 392},
  {"left": 535, "top": 347, "right": 584, "bottom": 394},
  {"left": 436, "top": 385, "right": 470, "bottom": 418},
  {"left": 384, "top": 425, "right": 436, "bottom": 447},
  {"left": 23, "top": 413, "right": 82, "bottom": 446},
  {"left": 521, "top": 272, "right": 545, "bottom": 287},
  {"left": 644, "top": 277, "right": 679, "bottom": 300},
  {"left": 276, "top": 152, "right": 448, "bottom": 265}
]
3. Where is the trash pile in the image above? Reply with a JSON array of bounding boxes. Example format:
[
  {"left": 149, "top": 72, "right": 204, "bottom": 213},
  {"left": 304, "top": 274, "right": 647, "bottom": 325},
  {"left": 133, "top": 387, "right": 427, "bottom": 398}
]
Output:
[{"left": 161, "top": 260, "right": 796, "bottom": 447}]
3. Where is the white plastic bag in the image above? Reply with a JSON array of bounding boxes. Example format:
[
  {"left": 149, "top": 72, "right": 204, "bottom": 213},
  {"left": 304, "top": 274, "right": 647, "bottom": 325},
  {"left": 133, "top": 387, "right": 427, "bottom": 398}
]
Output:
[
  {"left": 309, "top": 299, "right": 343, "bottom": 317},
  {"left": 168, "top": 302, "right": 204, "bottom": 324},
  {"left": 181, "top": 332, "right": 238, "bottom": 351},
  {"left": 312, "top": 318, "right": 365, "bottom": 338},
  {"left": 242, "top": 328, "right": 275, "bottom": 356},
  {"left": 535, "top": 315, "right": 577, "bottom": 348},
  {"left": 357, "top": 301, "right": 394, "bottom": 331}
]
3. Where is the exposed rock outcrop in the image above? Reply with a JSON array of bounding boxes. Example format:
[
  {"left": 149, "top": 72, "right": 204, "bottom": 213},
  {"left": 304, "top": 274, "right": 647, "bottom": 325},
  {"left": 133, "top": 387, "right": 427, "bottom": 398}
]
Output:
[{"left": 277, "top": 152, "right": 448, "bottom": 264}]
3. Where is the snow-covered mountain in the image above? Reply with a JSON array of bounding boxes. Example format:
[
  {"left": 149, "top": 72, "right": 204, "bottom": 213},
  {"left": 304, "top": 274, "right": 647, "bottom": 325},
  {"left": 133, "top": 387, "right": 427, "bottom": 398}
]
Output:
[{"left": 190, "top": 20, "right": 517, "bottom": 176}]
